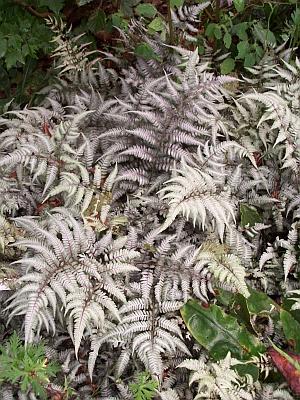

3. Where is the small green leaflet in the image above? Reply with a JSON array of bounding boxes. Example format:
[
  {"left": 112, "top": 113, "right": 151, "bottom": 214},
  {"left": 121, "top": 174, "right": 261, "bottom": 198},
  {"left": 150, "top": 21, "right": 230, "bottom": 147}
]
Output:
[
  {"left": 148, "top": 17, "right": 165, "bottom": 32},
  {"left": 135, "top": 4, "right": 157, "bottom": 18},
  {"left": 236, "top": 41, "right": 249, "bottom": 59},
  {"left": 129, "top": 372, "right": 158, "bottom": 400},
  {"left": 232, "top": 22, "right": 248, "bottom": 41},
  {"left": 134, "top": 43, "right": 161, "bottom": 61},
  {"left": 205, "top": 23, "right": 221, "bottom": 40},
  {"left": 87, "top": 10, "right": 106, "bottom": 33},
  {"left": 253, "top": 23, "right": 276, "bottom": 46},
  {"left": 170, "top": 0, "right": 184, "bottom": 8},
  {"left": 233, "top": 0, "right": 245, "bottom": 13},
  {"left": 120, "top": 0, "right": 141, "bottom": 16},
  {"left": 220, "top": 58, "right": 235, "bottom": 74},
  {"left": 38, "top": 0, "right": 64, "bottom": 13},
  {"left": 240, "top": 204, "right": 262, "bottom": 227},
  {"left": 224, "top": 32, "right": 232, "bottom": 49},
  {"left": 244, "top": 53, "right": 256, "bottom": 67}
]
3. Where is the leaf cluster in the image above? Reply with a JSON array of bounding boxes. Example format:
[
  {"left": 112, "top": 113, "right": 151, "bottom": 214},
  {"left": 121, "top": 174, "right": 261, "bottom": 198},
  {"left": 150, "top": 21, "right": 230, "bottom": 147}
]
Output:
[{"left": 0, "top": 332, "right": 60, "bottom": 398}]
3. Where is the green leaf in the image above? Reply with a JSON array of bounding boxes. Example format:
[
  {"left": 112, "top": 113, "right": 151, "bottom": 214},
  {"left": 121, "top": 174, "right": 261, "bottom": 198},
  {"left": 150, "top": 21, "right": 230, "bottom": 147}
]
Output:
[
  {"left": 220, "top": 58, "right": 235, "bottom": 74},
  {"left": 283, "top": 296, "right": 300, "bottom": 323},
  {"left": 233, "top": 0, "right": 245, "bottom": 13},
  {"left": 223, "top": 32, "right": 232, "bottom": 49},
  {"left": 134, "top": 42, "right": 161, "bottom": 61},
  {"left": 254, "top": 44, "right": 264, "bottom": 59},
  {"left": 135, "top": 3, "right": 157, "bottom": 18},
  {"left": 205, "top": 23, "right": 216, "bottom": 38},
  {"left": 148, "top": 16, "right": 165, "bottom": 32},
  {"left": 245, "top": 288, "right": 278, "bottom": 315},
  {"left": 253, "top": 23, "right": 276, "bottom": 47},
  {"left": 129, "top": 372, "right": 158, "bottom": 400},
  {"left": 280, "top": 310, "right": 300, "bottom": 352},
  {"left": 214, "top": 25, "right": 222, "bottom": 39},
  {"left": 244, "top": 53, "right": 256, "bottom": 68},
  {"left": 0, "top": 332, "right": 60, "bottom": 399},
  {"left": 181, "top": 300, "right": 265, "bottom": 363},
  {"left": 233, "top": 287, "right": 278, "bottom": 316},
  {"left": 236, "top": 40, "right": 249, "bottom": 59},
  {"left": 233, "top": 22, "right": 249, "bottom": 41},
  {"left": 111, "top": 12, "right": 128, "bottom": 30},
  {"left": 87, "top": 10, "right": 106, "bottom": 33},
  {"left": 0, "top": 38, "right": 7, "bottom": 58},
  {"left": 205, "top": 23, "right": 222, "bottom": 40},
  {"left": 170, "top": 0, "right": 184, "bottom": 8},
  {"left": 37, "top": 0, "right": 64, "bottom": 13},
  {"left": 229, "top": 288, "right": 280, "bottom": 337},
  {"left": 120, "top": 0, "right": 141, "bottom": 16},
  {"left": 5, "top": 51, "right": 22, "bottom": 70},
  {"left": 240, "top": 204, "right": 262, "bottom": 227}
]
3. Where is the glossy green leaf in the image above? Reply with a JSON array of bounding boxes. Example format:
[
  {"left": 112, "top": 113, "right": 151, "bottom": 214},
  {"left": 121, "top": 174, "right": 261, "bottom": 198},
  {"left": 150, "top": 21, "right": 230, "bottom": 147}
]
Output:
[
  {"left": 230, "top": 293, "right": 254, "bottom": 332},
  {"left": 281, "top": 310, "right": 300, "bottom": 352},
  {"left": 245, "top": 288, "right": 278, "bottom": 315},
  {"left": 135, "top": 4, "right": 157, "bottom": 18},
  {"left": 216, "top": 288, "right": 235, "bottom": 307},
  {"left": 220, "top": 58, "right": 235, "bottom": 74},
  {"left": 181, "top": 300, "right": 265, "bottom": 362},
  {"left": 230, "top": 288, "right": 281, "bottom": 340},
  {"left": 283, "top": 296, "right": 300, "bottom": 323}
]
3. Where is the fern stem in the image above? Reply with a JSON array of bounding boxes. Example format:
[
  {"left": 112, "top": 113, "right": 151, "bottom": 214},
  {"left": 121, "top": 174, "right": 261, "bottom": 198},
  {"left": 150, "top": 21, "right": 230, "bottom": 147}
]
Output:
[
  {"left": 167, "top": 0, "right": 174, "bottom": 45},
  {"left": 215, "top": 0, "right": 220, "bottom": 21}
]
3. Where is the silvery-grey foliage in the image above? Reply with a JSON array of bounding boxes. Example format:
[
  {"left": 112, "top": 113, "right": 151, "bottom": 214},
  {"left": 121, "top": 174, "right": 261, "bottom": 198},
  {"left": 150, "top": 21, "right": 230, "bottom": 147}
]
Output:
[{"left": 1, "top": 11, "right": 300, "bottom": 400}]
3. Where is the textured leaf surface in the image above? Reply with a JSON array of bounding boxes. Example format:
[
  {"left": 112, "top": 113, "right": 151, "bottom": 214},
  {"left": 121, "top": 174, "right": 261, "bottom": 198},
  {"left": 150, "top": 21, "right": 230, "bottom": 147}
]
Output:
[
  {"left": 181, "top": 300, "right": 264, "bottom": 361},
  {"left": 280, "top": 310, "right": 300, "bottom": 352}
]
